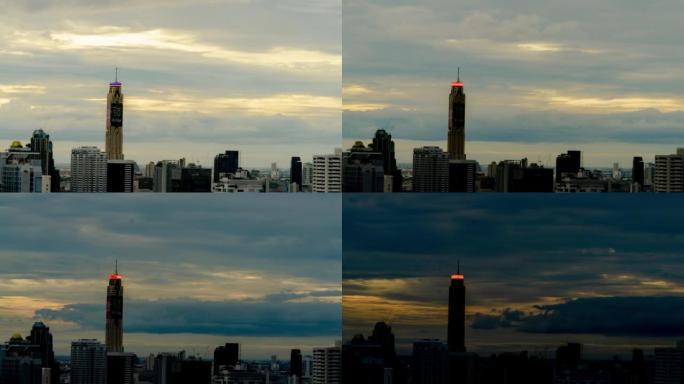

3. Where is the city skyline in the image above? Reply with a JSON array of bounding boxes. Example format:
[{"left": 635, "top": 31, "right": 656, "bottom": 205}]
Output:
[
  {"left": 343, "top": 194, "right": 684, "bottom": 358},
  {"left": 0, "top": 195, "right": 341, "bottom": 358},
  {"left": 343, "top": 0, "right": 684, "bottom": 167},
  {"left": 0, "top": 0, "right": 341, "bottom": 167}
]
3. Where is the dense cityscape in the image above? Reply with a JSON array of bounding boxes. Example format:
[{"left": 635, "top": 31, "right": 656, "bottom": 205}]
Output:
[
  {"left": 0, "top": 264, "right": 341, "bottom": 384},
  {"left": 343, "top": 71, "right": 684, "bottom": 192},
  {"left": 343, "top": 267, "right": 684, "bottom": 384},
  {"left": 0, "top": 74, "right": 341, "bottom": 193}
]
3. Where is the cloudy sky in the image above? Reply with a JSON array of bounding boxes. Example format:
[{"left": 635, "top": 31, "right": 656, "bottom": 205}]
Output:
[
  {"left": 0, "top": 0, "right": 340, "bottom": 168},
  {"left": 343, "top": 0, "right": 684, "bottom": 167},
  {"left": 344, "top": 194, "right": 684, "bottom": 358},
  {"left": 0, "top": 195, "right": 341, "bottom": 358}
]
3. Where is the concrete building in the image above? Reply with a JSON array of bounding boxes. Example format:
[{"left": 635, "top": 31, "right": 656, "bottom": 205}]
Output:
[
  {"left": 413, "top": 146, "right": 449, "bottom": 192},
  {"left": 312, "top": 344, "right": 341, "bottom": 384},
  {"left": 70, "top": 339, "right": 106, "bottom": 384},
  {"left": 70, "top": 146, "right": 107, "bottom": 192},
  {"left": 312, "top": 149, "right": 341, "bottom": 193},
  {"left": 654, "top": 149, "right": 684, "bottom": 192}
]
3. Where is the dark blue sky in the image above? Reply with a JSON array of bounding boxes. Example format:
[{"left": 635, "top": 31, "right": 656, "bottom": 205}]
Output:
[{"left": 343, "top": 194, "right": 684, "bottom": 357}]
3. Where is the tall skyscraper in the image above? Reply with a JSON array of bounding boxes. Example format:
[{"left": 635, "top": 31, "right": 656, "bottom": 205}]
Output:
[
  {"left": 213, "top": 150, "right": 239, "bottom": 182},
  {"left": 106, "top": 262, "right": 124, "bottom": 353},
  {"left": 290, "top": 156, "right": 303, "bottom": 191},
  {"left": 70, "top": 339, "right": 106, "bottom": 384},
  {"left": 313, "top": 344, "right": 341, "bottom": 384},
  {"left": 313, "top": 149, "right": 342, "bottom": 192},
  {"left": 447, "top": 69, "right": 466, "bottom": 161},
  {"left": 447, "top": 264, "right": 466, "bottom": 353},
  {"left": 343, "top": 142, "right": 385, "bottom": 192},
  {"left": 71, "top": 146, "right": 107, "bottom": 192},
  {"left": 413, "top": 146, "right": 449, "bottom": 192},
  {"left": 107, "top": 160, "right": 135, "bottom": 192},
  {"left": 29, "top": 321, "right": 59, "bottom": 384},
  {"left": 105, "top": 69, "right": 124, "bottom": 160}
]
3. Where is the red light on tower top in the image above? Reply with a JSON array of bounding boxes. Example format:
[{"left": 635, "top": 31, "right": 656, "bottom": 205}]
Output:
[
  {"left": 109, "top": 273, "right": 122, "bottom": 280},
  {"left": 451, "top": 67, "right": 464, "bottom": 88},
  {"left": 451, "top": 274, "right": 464, "bottom": 280}
]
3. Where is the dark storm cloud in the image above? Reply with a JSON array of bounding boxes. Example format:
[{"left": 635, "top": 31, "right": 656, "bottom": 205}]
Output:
[
  {"left": 472, "top": 297, "right": 684, "bottom": 337},
  {"left": 36, "top": 293, "right": 341, "bottom": 337}
]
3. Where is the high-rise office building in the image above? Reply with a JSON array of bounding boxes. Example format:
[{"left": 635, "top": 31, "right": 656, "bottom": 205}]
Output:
[
  {"left": 313, "top": 344, "right": 341, "bottom": 384},
  {"left": 180, "top": 165, "right": 212, "bottom": 192},
  {"left": 107, "top": 160, "right": 135, "bottom": 192},
  {"left": 213, "top": 150, "right": 239, "bottom": 182},
  {"left": 654, "top": 343, "right": 684, "bottom": 384},
  {"left": 153, "top": 160, "right": 182, "bottom": 192},
  {"left": 0, "top": 333, "right": 45, "bottom": 383},
  {"left": 213, "top": 342, "right": 240, "bottom": 375},
  {"left": 370, "top": 129, "right": 402, "bottom": 192},
  {"left": 70, "top": 339, "right": 106, "bottom": 384},
  {"left": 447, "top": 266, "right": 466, "bottom": 353},
  {"left": 29, "top": 129, "right": 60, "bottom": 192},
  {"left": 555, "top": 150, "right": 581, "bottom": 182},
  {"left": 313, "top": 149, "right": 342, "bottom": 192},
  {"left": 632, "top": 156, "right": 645, "bottom": 191},
  {"left": 29, "top": 321, "right": 59, "bottom": 384},
  {"left": 105, "top": 71, "right": 124, "bottom": 160},
  {"left": 447, "top": 71, "right": 466, "bottom": 161},
  {"left": 413, "top": 146, "right": 449, "bottom": 192},
  {"left": 302, "top": 162, "right": 313, "bottom": 189},
  {"left": 290, "top": 156, "right": 303, "bottom": 191},
  {"left": 71, "top": 146, "right": 107, "bottom": 192},
  {"left": 106, "top": 263, "right": 124, "bottom": 353},
  {"left": 290, "top": 349, "right": 303, "bottom": 378},
  {"left": 497, "top": 159, "right": 553, "bottom": 192},
  {"left": 448, "top": 160, "right": 477, "bottom": 192},
  {"left": 654, "top": 150, "right": 684, "bottom": 192}
]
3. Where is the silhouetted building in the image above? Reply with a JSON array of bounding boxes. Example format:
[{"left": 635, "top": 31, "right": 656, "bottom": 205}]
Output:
[
  {"left": 29, "top": 129, "right": 60, "bottom": 192},
  {"left": 214, "top": 343, "right": 240, "bottom": 375},
  {"left": 370, "top": 129, "right": 402, "bottom": 192},
  {"left": 655, "top": 344, "right": 684, "bottom": 384},
  {"left": 70, "top": 339, "right": 106, "bottom": 384},
  {"left": 180, "top": 166, "right": 211, "bottom": 192},
  {"left": 106, "top": 352, "right": 135, "bottom": 384},
  {"left": 290, "top": 156, "right": 303, "bottom": 191},
  {"left": 496, "top": 159, "right": 553, "bottom": 192},
  {"left": 213, "top": 150, "right": 239, "bottom": 182},
  {"left": 447, "top": 71, "right": 466, "bottom": 161},
  {"left": 413, "top": 146, "right": 448, "bottom": 192},
  {"left": 343, "top": 142, "right": 385, "bottom": 192},
  {"left": 555, "top": 150, "right": 581, "bottom": 182},
  {"left": 448, "top": 268, "right": 466, "bottom": 353},
  {"left": 291, "top": 349, "right": 303, "bottom": 378},
  {"left": 107, "top": 160, "right": 135, "bottom": 192},
  {"left": 28, "top": 321, "right": 59, "bottom": 383},
  {"left": 632, "top": 156, "right": 645, "bottom": 191},
  {"left": 412, "top": 340, "right": 447, "bottom": 384},
  {"left": 106, "top": 263, "right": 124, "bottom": 353},
  {"left": 0, "top": 333, "right": 45, "bottom": 384},
  {"left": 448, "top": 160, "right": 476, "bottom": 192}
]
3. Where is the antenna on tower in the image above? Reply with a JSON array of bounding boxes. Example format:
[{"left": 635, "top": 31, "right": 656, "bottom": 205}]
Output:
[
  {"left": 115, "top": 67, "right": 118, "bottom": 83},
  {"left": 457, "top": 67, "right": 460, "bottom": 82},
  {"left": 457, "top": 259, "right": 460, "bottom": 274},
  {"left": 115, "top": 259, "right": 118, "bottom": 274}
]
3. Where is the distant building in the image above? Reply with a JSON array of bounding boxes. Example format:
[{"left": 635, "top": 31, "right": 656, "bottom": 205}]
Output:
[
  {"left": 302, "top": 162, "right": 313, "bottom": 190},
  {"left": 0, "top": 333, "right": 45, "bottom": 383},
  {"left": 214, "top": 343, "right": 240, "bottom": 375},
  {"left": 312, "top": 149, "right": 341, "bottom": 192},
  {"left": 313, "top": 343, "right": 341, "bottom": 384},
  {"left": 214, "top": 150, "right": 239, "bottom": 182},
  {"left": 370, "top": 129, "right": 402, "bottom": 192},
  {"left": 632, "top": 156, "right": 645, "bottom": 191},
  {"left": 107, "top": 160, "right": 135, "bottom": 192},
  {"left": 496, "top": 159, "right": 553, "bottom": 192},
  {"left": 153, "top": 160, "right": 182, "bottom": 192},
  {"left": 412, "top": 340, "right": 448, "bottom": 384},
  {"left": 106, "top": 265, "right": 124, "bottom": 353},
  {"left": 654, "top": 149, "right": 684, "bottom": 192},
  {"left": 71, "top": 146, "right": 107, "bottom": 192},
  {"left": 105, "top": 74, "right": 125, "bottom": 161},
  {"left": 29, "top": 129, "right": 60, "bottom": 192},
  {"left": 413, "top": 146, "right": 448, "bottom": 192},
  {"left": 655, "top": 343, "right": 684, "bottom": 384},
  {"left": 290, "top": 349, "right": 303, "bottom": 378},
  {"left": 447, "top": 73, "right": 466, "bottom": 161},
  {"left": 70, "top": 339, "right": 106, "bottom": 384}
]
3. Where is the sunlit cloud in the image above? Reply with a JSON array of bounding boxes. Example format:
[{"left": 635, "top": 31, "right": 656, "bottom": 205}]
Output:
[
  {"left": 343, "top": 102, "right": 389, "bottom": 112},
  {"left": 0, "top": 84, "right": 46, "bottom": 94}
]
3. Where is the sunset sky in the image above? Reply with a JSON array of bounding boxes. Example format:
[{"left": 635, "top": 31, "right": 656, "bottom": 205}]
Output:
[
  {"left": 0, "top": 195, "right": 341, "bottom": 358},
  {"left": 343, "top": 194, "right": 684, "bottom": 358},
  {"left": 0, "top": 0, "right": 341, "bottom": 167},
  {"left": 343, "top": 0, "right": 684, "bottom": 167}
]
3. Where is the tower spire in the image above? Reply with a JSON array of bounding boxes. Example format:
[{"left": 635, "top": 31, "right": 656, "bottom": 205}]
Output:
[
  {"left": 457, "top": 67, "right": 460, "bottom": 82},
  {"left": 115, "top": 259, "right": 118, "bottom": 275},
  {"left": 457, "top": 259, "right": 460, "bottom": 274},
  {"left": 115, "top": 67, "right": 118, "bottom": 83}
]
